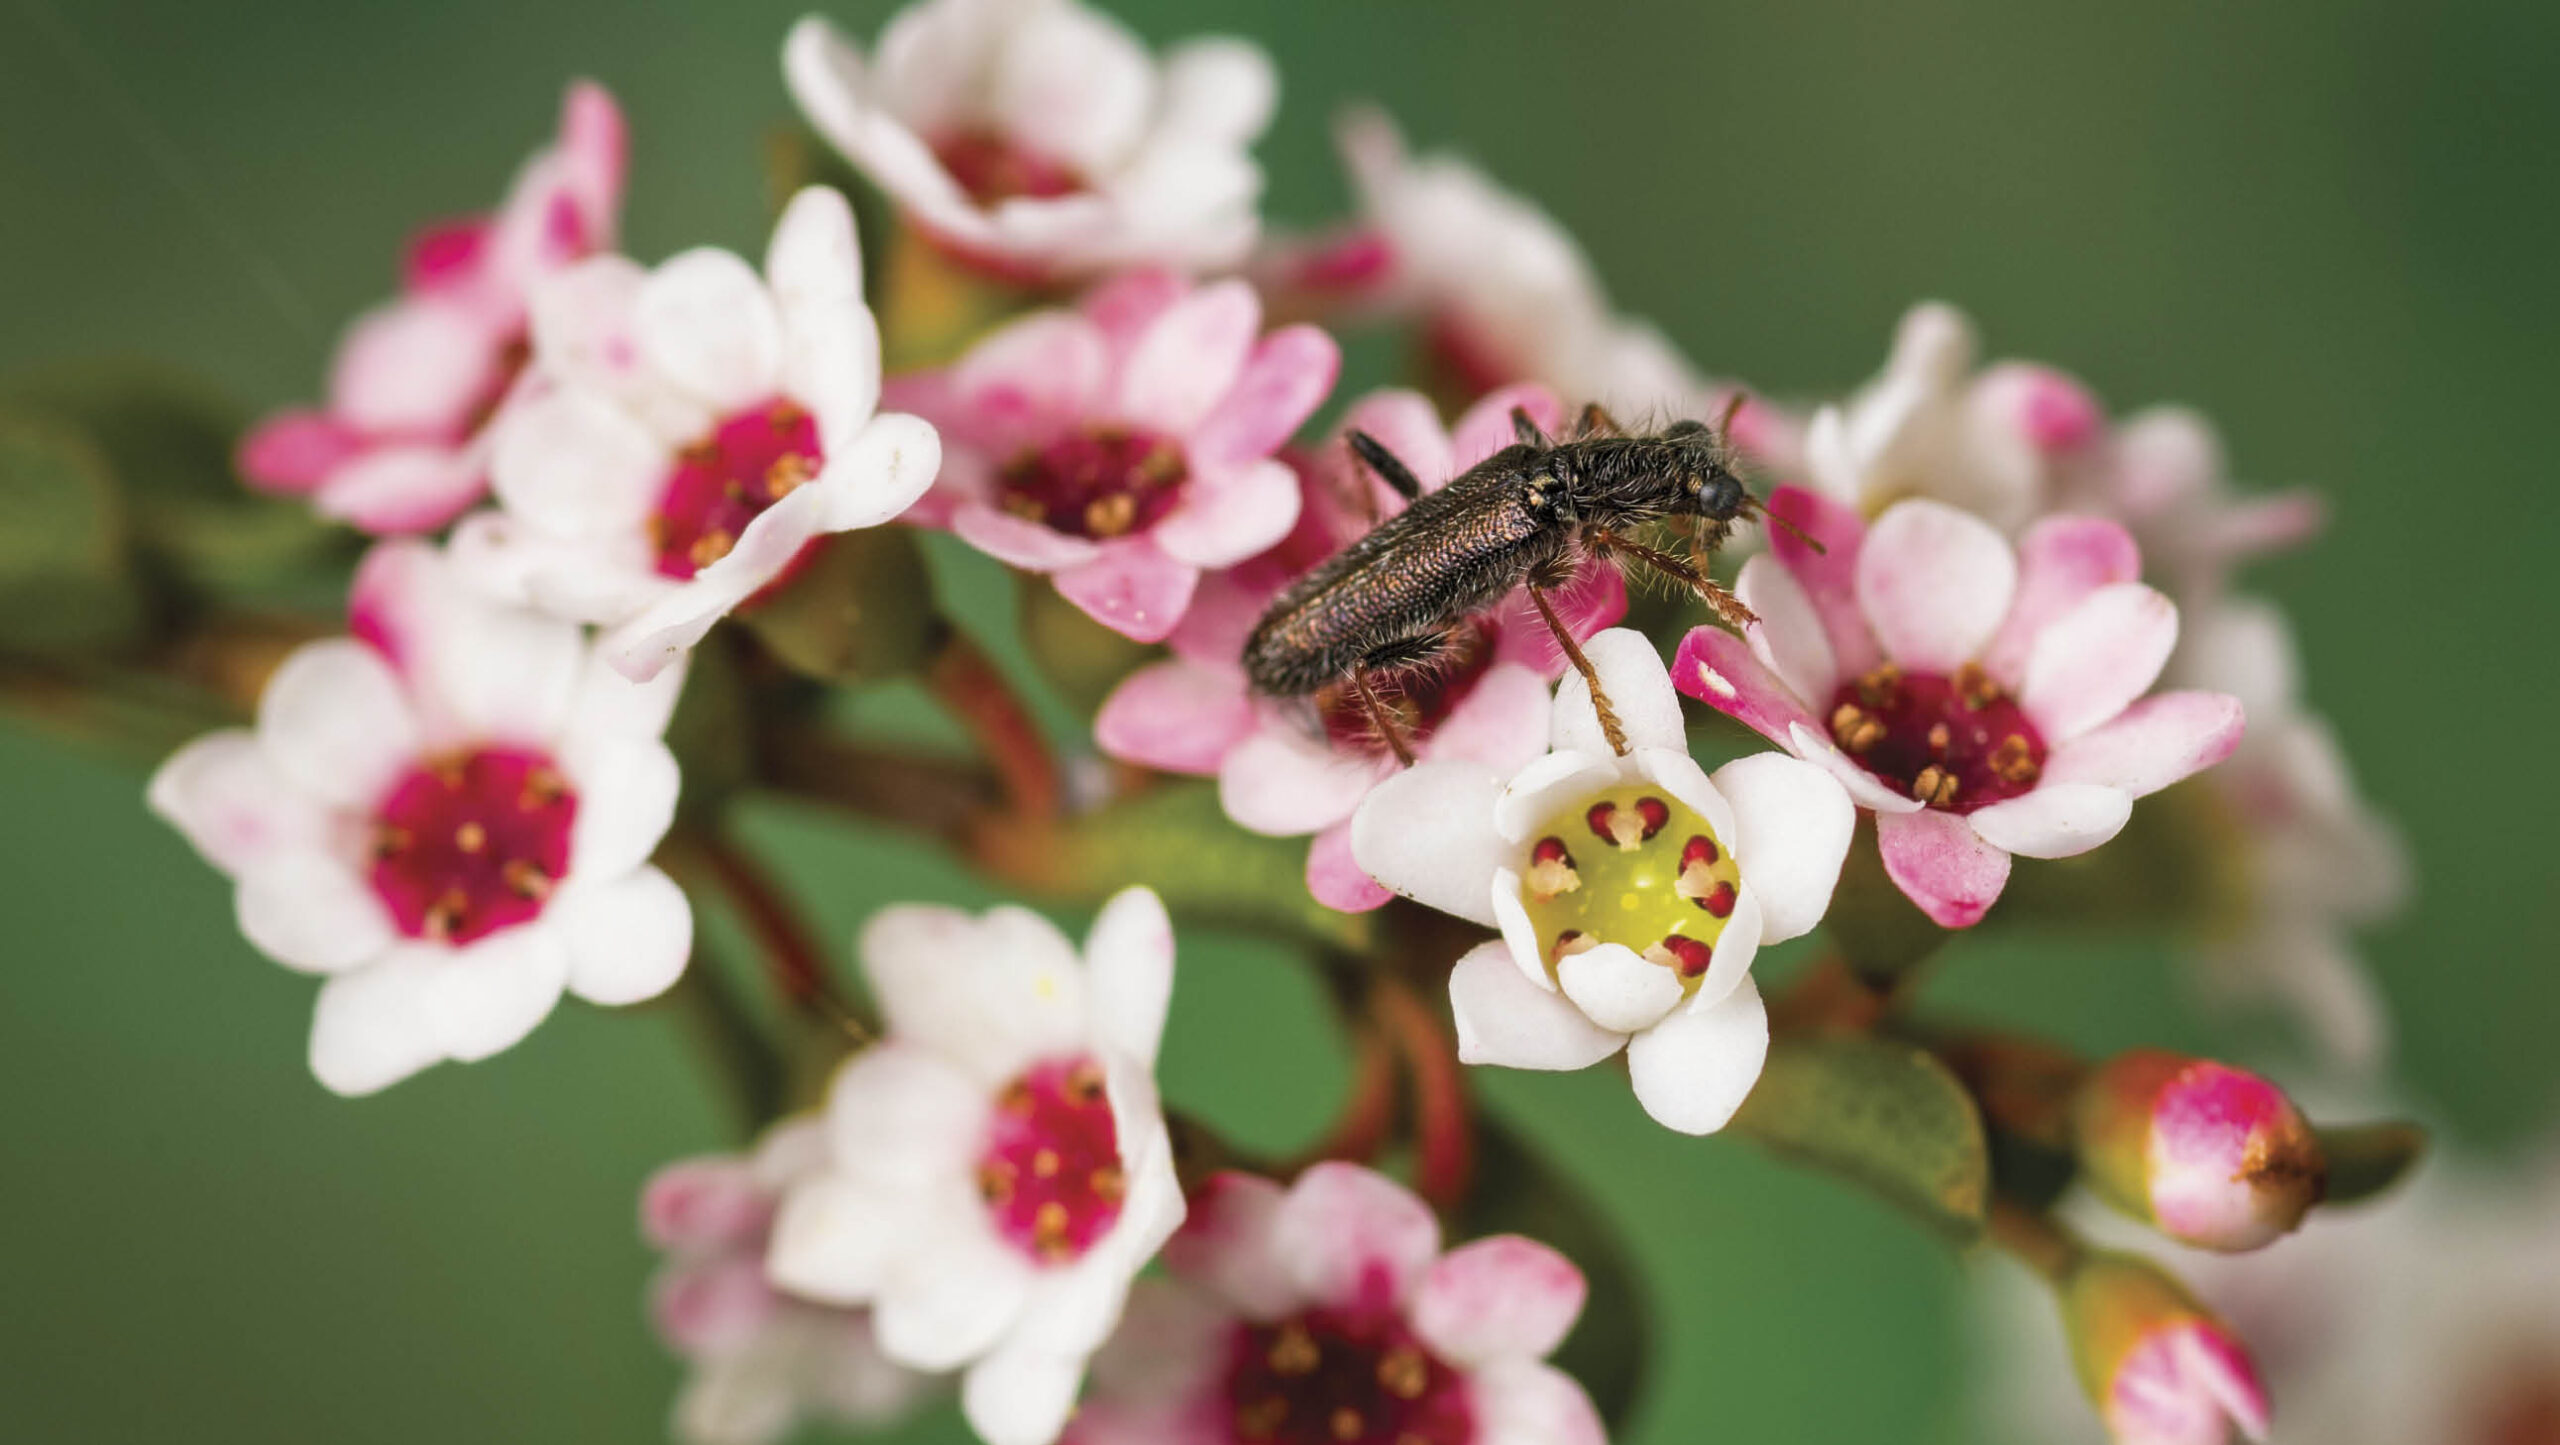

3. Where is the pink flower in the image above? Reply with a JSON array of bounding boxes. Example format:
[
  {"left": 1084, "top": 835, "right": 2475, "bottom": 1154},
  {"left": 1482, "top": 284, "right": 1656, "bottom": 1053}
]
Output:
[
  {"left": 146, "top": 541, "right": 690, "bottom": 1094},
  {"left": 2071, "top": 1051, "right": 2326, "bottom": 1254},
  {"left": 1066, "top": 1164, "right": 1604, "bottom": 1445},
  {"left": 2077, "top": 406, "right": 2326, "bottom": 605},
  {"left": 1675, "top": 490, "right": 2247, "bottom": 928},
  {"left": 766, "top": 889, "right": 1185, "bottom": 1445},
  {"left": 238, "top": 82, "right": 626, "bottom": 535},
  {"left": 452, "top": 186, "right": 941, "bottom": 682},
  {"left": 899, "top": 271, "right": 1337, "bottom": 643},
  {"left": 784, "top": 0, "right": 1274, "bottom": 279},
  {"left": 643, "top": 1121, "right": 929, "bottom": 1445},
  {"left": 1092, "top": 384, "right": 1625, "bottom": 911}
]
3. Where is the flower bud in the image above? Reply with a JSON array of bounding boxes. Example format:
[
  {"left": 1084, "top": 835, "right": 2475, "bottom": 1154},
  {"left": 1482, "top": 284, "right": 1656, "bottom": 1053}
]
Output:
[
  {"left": 2072, "top": 1049, "right": 2326, "bottom": 1252},
  {"left": 2061, "top": 1251, "right": 2271, "bottom": 1445}
]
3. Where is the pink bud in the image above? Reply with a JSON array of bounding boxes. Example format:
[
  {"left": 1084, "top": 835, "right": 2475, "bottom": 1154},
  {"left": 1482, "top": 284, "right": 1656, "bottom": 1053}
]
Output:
[
  {"left": 2073, "top": 1051, "right": 2326, "bottom": 1252},
  {"left": 2063, "top": 1252, "right": 2271, "bottom": 1445}
]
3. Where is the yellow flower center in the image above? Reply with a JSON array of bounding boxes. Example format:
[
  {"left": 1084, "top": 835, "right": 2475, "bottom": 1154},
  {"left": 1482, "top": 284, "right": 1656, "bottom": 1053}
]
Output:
[{"left": 1519, "top": 783, "right": 1741, "bottom": 992}]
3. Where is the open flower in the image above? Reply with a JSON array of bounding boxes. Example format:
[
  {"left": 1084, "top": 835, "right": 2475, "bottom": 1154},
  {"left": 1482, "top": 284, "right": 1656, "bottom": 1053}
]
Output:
[
  {"left": 1093, "top": 384, "right": 1624, "bottom": 911},
  {"left": 1677, "top": 490, "right": 2247, "bottom": 928},
  {"left": 898, "top": 270, "right": 1336, "bottom": 642},
  {"left": 146, "top": 541, "right": 689, "bottom": 1094},
  {"left": 452, "top": 185, "right": 940, "bottom": 681},
  {"left": 767, "top": 889, "right": 1184, "bottom": 1445},
  {"left": 784, "top": 0, "right": 1274, "bottom": 279},
  {"left": 239, "top": 82, "right": 625, "bottom": 534},
  {"left": 1351, "top": 629, "right": 1854, "bottom": 1134},
  {"left": 1067, "top": 1164, "right": 1604, "bottom": 1445},
  {"left": 643, "top": 1121, "right": 930, "bottom": 1445}
]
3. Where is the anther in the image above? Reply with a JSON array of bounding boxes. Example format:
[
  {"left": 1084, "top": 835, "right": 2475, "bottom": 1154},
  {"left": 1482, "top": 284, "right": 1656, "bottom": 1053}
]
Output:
[
  {"left": 1330, "top": 1407, "right": 1366, "bottom": 1441},
  {"left": 1991, "top": 733, "right": 2041, "bottom": 785},
  {"left": 1033, "top": 1201, "right": 1072, "bottom": 1259},
  {"left": 371, "top": 825, "right": 412, "bottom": 861},
  {"left": 1926, "top": 721, "right": 1952, "bottom": 756},
  {"left": 424, "top": 888, "right": 469, "bottom": 941},
  {"left": 977, "top": 1162, "right": 1015, "bottom": 1204},
  {"left": 1237, "top": 1397, "right": 1289, "bottom": 1439},
  {"left": 998, "top": 1080, "right": 1035, "bottom": 1115},
  {"left": 1083, "top": 492, "right": 1138, "bottom": 537},
  {"left": 1911, "top": 765, "right": 1959, "bottom": 808},
  {"left": 766, "top": 453, "right": 815, "bottom": 499},
  {"left": 520, "top": 767, "right": 567, "bottom": 810},
  {"left": 1089, "top": 1165, "right": 1125, "bottom": 1202},
  {"left": 1269, "top": 1323, "right": 1319, "bottom": 1377},
  {"left": 1527, "top": 837, "right": 1581, "bottom": 901},
  {"left": 679, "top": 440, "right": 722, "bottom": 468},
  {"left": 1954, "top": 662, "right": 2002, "bottom": 710},
  {"left": 1647, "top": 936, "right": 1714, "bottom": 979},
  {"left": 501, "top": 858, "right": 554, "bottom": 901},
  {"left": 1857, "top": 663, "right": 1902, "bottom": 710},
  {"left": 1064, "top": 1060, "right": 1106, "bottom": 1105},
  {"left": 767, "top": 400, "right": 807, "bottom": 432},
  {"left": 1831, "top": 702, "right": 1885, "bottom": 754},
  {"left": 1378, "top": 1346, "right": 1429, "bottom": 1400},
  {"left": 689, "top": 529, "right": 736, "bottom": 570},
  {"left": 1031, "top": 1147, "right": 1061, "bottom": 1180},
  {"left": 453, "top": 821, "right": 487, "bottom": 855},
  {"left": 1554, "top": 929, "right": 1597, "bottom": 958}
]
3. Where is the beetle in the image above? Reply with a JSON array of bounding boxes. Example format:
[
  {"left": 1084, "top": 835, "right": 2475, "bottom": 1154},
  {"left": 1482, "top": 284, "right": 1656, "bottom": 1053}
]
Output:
[{"left": 1242, "top": 402, "right": 1769, "bottom": 760}]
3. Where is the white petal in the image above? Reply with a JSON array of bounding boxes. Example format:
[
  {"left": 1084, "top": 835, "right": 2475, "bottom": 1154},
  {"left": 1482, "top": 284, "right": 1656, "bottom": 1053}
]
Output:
[
  {"left": 307, "top": 947, "right": 447, "bottom": 1095},
  {"left": 430, "top": 922, "right": 571, "bottom": 1062},
  {"left": 822, "top": 1042, "right": 992, "bottom": 1186},
  {"left": 781, "top": 286, "right": 887, "bottom": 464},
  {"left": 1685, "top": 884, "right": 1762, "bottom": 1014},
  {"left": 556, "top": 865, "right": 691, "bottom": 1005},
  {"left": 1084, "top": 886, "right": 1174, "bottom": 1069},
  {"left": 1471, "top": 1358, "right": 1608, "bottom": 1445},
  {"left": 414, "top": 592, "right": 586, "bottom": 747},
  {"left": 601, "top": 487, "right": 830, "bottom": 682},
  {"left": 813, "top": 411, "right": 940, "bottom": 531},
  {"left": 874, "top": 1223, "right": 1036, "bottom": 1370},
  {"left": 637, "top": 248, "right": 785, "bottom": 414},
  {"left": 562, "top": 735, "right": 681, "bottom": 880},
  {"left": 767, "top": 1174, "right": 906, "bottom": 1305},
  {"left": 1347, "top": 762, "right": 1508, "bottom": 926},
  {"left": 564, "top": 647, "right": 687, "bottom": 742},
  {"left": 1625, "top": 975, "right": 1769, "bottom": 1136},
  {"left": 1964, "top": 783, "right": 2132, "bottom": 859},
  {"left": 1411, "top": 1236, "right": 1588, "bottom": 1369},
  {"left": 256, "top": 639, "right": 420, "bottom": 809},
  {"left": 1156, "top": 37, "right": 1277, "bottom": 144},
  {"left": 1556, "top": 942, "right": 1683, "bottom": 1035},
  {"left": 963, "top": 1343, "right": 1088, "bottom": 1445},
  {"left": 1551, "top": 628, "right": 1682, "bottom": 756},
  {"left": 767, "top": 183, "right": 870, "bottom": 336},
  {"left": 1735, "top": 554, "right": 1839, "bottom": 706},
  {"left": 237, "top": 851, "right": 397, "bottom": 975},
  {"left": 1490, "top": 750, "right": 1621, "bottom": 846},
  {"left": 1709, "top": 752, "right": 1855, "bottom": 945},
  {"left": 490, "top": 387, "right": 666, "bottom": 537},
  {"left": 1272, "top": 1162, "right": 1441, "bottom": 1312},
  {"left": 860, "top": 905, "right": 1088, "bottom": 1083},
  {"left": 1855, "top": 499, "right": 2018, "bottom": 672},
  {"left": 1633, "top": 747, "right": 1737, "bottom": 845},
  {"left": 1449, "top": 941, "right": 1627, "bottom": 1071},
  {"left": 148, "top": 731, "right": 326, "bottom": 876},
  {"left": 987, "top": 0, "right": 1155, "bottom": 173}
]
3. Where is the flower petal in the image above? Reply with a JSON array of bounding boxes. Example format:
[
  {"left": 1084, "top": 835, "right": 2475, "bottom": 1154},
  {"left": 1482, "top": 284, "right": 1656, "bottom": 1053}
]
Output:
[
  {"left": 1491, "top": 751, "right": 1620, "bottom": 846},
  {"left": 556, "top": 865, "right": 691, "bottom": 1005},
  {"left": 1305, "top": 824, "right": 1394, "bottom": 913},
  {"left": 962, "top": 1343, "right": 1087, "bottom": 1445},
  {"left": 639, "top": 1156, "right": 771, "bottom": 1252},
  {"left": 1765, "top": 484, "right": 1875, "bottom": 676},
  {"left": 1051, "top": 537, "right": 1198, "bottom": 643},
  {"left": 2041, "top": 691, "right": 2247, "bottom": 799},
  {"left": 1552, "top": 627, "right": 1682, "bottom": 756},
  {"left": 954, "top": 311, "right": 1110, "bottom": 451},
  {"left": 1874, "top": 808, "right": 2012, "bottom": 928},
  {"left": 1114, "top": 280, "right": 1259, "bottom": 436},
  {"left": 237, "top": 409, "right": 355, "bottom": 495},
  {"left": 317, "top": 445, "right": 486, "bottom": 535},
  {"left": 1349, "top": 762, "right": 1507, "bottom": 926},
  {"left": 1418, "top": 662, "right": 1553, "bottom": 771},
  {"left": 1449, "top": 385, "right": 1566, "bottom": 472},
  {"left": 984, "top": 0, "right": 1154, "bottom": 173},
  {"left": 1470, "top": 1358, "right": 1607, "bottom": 1445},
  {"left": 636, "top": 248, "right": 785, "bottom": 414},
  {"left": 329, "top": 299, "right": 498, "bottom": 436},
  {"left": 1151, "top": 457, "right": 1303, "bottom": 569},
  {"left": 1709, "top": 752, "right": 1855, "bottom": 945},
  {"left": 1964, "top": 782, "right": 2131, "bottom": 859},
  {"left": 768, "top": 1173, "right": 905, "bottom": 1305},
  {"left": 256, "top": 639, "right": 420, "bottom": 809},
  {"left": 1084, "top": 886, "right": 1174, "bottom": 1069},
  {"left": 431, "top": 922, "right": 571, "bottom": 1063},
  {"left": 1735, "top": 554, "right": 1839, "bottom": 707},
  {"left": 601, "top": 488, "right": 828, "bottom": 682},
  {"left": 1157, "top": 35, "right": 1278, "bottom": 144},
  {"left": 1272, "top": 1162, "right": 1440, "bottom": 1313},
  {"left": 1218, "top": 725, "right": 1383, "bottom": 837},
  {"left": 1165, "top": 1171, "right": 1297, "bottom": 1318},
  {"left": 1624, "top": 975, "right": 1769, "bottom": 1136},
  {"left": 1784, "top": 721, "right": 1925, "bottom": 814},
  {"left": 490, "top": 386, "right": 666, "bottom": 536},
  {"left": 237, "top": 851, "right": 397, "bottom": 975},
  {"left": 822, "top": 1042, "right": 990, "bottom": 1189},
  {"left": 952, "top": 501, "right": 1104, "bottom": 571},
  {"left": 767, "top": 186, "right": 881, "bottom": 421},
  {"left": 875, "top": 1222, "right": 1036, "bottom": 1370},
  {"left": 148, "top": 731, "right": 326, "bottom": 877},
  {"left": 308, "top": 947, "right": 447, "bottom": 1095},
  {"left": 1556, "top": 941, "right": 1683, "bottom": 1034},
  {"left": 811, "top": 410, "right": 941, "bottom": 531},
  {"left": 1095, "top": 659, "right": 1255, "bottom": 775},
  {"left": 1978, "top": 515, "right": 2143, "bottom": 687},
  {"left": 1673, "top": 625, "right": 1818, "bottom": 748},
  {"left": 1189, "top": 324, "right": 1339, "bottom": 471},
  {"left": 1449, "top": 941, "right": 1626, "bottom": 1071},
  {"left": 2019, "top": 582, "right": 2180, "bottom": 742},
  {"left": 1856, "top": 499, "right": 2017, "bottom": 672},
  {"left": 562, "top": 735, "right": 681, "bottom": 880},
  {"left": 1412, "top": 1235, "right": 1587, "bottom": 1367}
]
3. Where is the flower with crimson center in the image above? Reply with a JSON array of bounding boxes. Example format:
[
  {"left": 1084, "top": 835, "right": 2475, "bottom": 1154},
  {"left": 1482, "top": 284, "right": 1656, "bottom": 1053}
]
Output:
[
  {"left": 450, "top": 186, "right": 940, "bottom": 682},
  {"left": 1678, "top": 489, "right": 2247, "bottom": 929},
  {"left": 1091, "top": 383, "right": 1624, "bottom": 913},
  {"left": 784, "top": 0, "right": 1275, "bottom": 279},
  {"left": 1351, "top": 629, "right": 1855, "bottom": 1135},
  {"left": 238, "top": 82, "right": 625, "bottom": 535},
  {"left": 768, "top": 889, "right": 1183, "bottom": 1445},
  {"left": 896, "top": 270, "right": 1339, "bottom": 643},
  {"left": 1065, "top": 1165, "right": 1603, "bottom": 1445},
  {"left": 146, "top": 541, "right": 691, "bottom": 1095}
]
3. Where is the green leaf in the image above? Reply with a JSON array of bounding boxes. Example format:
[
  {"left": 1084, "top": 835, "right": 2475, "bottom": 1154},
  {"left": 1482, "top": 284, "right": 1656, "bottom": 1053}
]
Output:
[
  {"left": 1730, "top": 1034, "right": 1991, "bottom": 1242},
  {"left": 2317, "top": 1119, "right": 2427, "bottom": 1206},
  {"left": 738, "top": 527, "right": 943, "bottom": 684},
  {"left": 1458, "top": 1117, "right": 1652, "bottom": 1430},
  {"left": 0, "top": 408, "right": 144, "bottom": 655}
]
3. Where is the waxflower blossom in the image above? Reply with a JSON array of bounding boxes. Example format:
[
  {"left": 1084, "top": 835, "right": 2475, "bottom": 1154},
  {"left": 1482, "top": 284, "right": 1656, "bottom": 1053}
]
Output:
[
  {"left": 767, "top": 889, "right": 1185, "bottom": 1445},
  {"left": 1092, "top": 383, "right": 1624, "bottom": 911},
  {"left": 1352, "top": 629, "right": 1855, "bottom": 1135},
  {"left": 239, "top": 82, "right": 626, "bottom": 534},
  {"left": 784, "top": 0, "right": 1275, "bottom": 279},
  {"left": 451, "top": 185, "right": 941, "bottom": 681},
  {"left": 2070, "top": 1051, "right": 2327, "bottom": 1254},
  {"left": 1066, "top": 1164, "right": 1605, "bottom": 1445},
  {"left": 897, "top": 270, "right": 1337, "bottom": 643},
  {"left": 2057, "top": 1252, "right": 2271, "bottom": 1445},
  {"left": 146, "top": 541, "right": 690, "bottom": 1095},
  {"left": 1676, "top": 490, "right": 2247, "bottom": 928},
  {"left": 642, "top": 1121, "right": 929, "bottom": 1445}
]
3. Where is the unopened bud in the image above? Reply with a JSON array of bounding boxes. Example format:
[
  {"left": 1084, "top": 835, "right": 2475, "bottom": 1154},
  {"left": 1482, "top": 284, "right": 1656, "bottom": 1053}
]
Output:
[
  {"left": 2061, "top": 1252, "right": 2270, "bottom": 1445},
  {"left": 2072, "top": 1050, "right": 2326, "bottom": 1252}
]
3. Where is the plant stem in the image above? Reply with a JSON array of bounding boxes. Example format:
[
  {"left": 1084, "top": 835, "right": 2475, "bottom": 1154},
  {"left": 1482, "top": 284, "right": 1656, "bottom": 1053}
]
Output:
[
  {"left": 668, "top": 825, "right": 873, "bottom": 1043},
  {"left": 662, "top": 943, "right": 790, "bottom": 1135},
  {"left": 1986, "top": 1198, "right": 2083, "bottom": 1283},
  {"left": 928, "top": 630, "right": 1063, "bottom": 823},
  {"left": 1290, "top": 1023, "right": 1399, "bottom": 1172},
  {"left": 1372, "top": 974, "right": 1475, "bottom": 1210}
]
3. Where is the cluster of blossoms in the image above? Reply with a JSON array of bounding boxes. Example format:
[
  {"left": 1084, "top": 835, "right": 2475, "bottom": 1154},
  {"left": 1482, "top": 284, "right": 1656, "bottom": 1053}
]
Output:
[{"left": 102, "top": 1, "right": 2425, "bottom": 1443}]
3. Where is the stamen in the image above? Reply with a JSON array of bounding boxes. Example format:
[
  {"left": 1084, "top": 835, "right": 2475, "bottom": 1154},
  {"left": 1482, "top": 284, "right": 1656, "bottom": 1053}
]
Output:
[
  {"left": 1330, "top": 1408, "right": 1365, "bottom": 1441},
  {"left": 1646, "top": 936, "right": 1714, "bottom": 979},
  {"left": 1378, "top": 1347, "right": 1429, "bottom": 1400},
  {"left": 501, "top": 858, "right": 554, "bottom": 900},
  {"left": 453, "top": 821, "right": 487, "bottom": 854},
  {"left": 1991, "top": 733, "right": 2041, "bottom": 785},
  {"left": 1527, "top": 837, "right": 1581, "bottom": 901},
  {"left": 1270, "top": 1323, "right": 1320, "bottom": 1377}
]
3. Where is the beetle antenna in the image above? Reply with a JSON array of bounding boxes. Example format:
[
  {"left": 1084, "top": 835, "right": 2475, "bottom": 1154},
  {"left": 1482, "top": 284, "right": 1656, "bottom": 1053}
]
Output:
[{"left": 1744, "top": 492, "right": 1829, "bottom": 556}]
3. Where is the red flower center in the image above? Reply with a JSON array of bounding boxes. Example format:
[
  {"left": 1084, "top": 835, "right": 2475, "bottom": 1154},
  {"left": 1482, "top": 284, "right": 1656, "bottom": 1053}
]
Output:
[
  {"left": 997, "top": 426, "right": 1188, "bottom": 540},
  {"left": 976, "top": 1055, "right": 1126, "bottom": 1264},
  {"left": 1313, "top": 619, "right": 1500, "bottom": 758},
  {"left": 932, "top": 128, "right": 1087, "bottom": 206},
  {"left": 1826, "top": 662, "right": 2046, "bottom": 813},
  {"left": 651, "top": 399, "right": 824, "bottom": 580},
  {"left": 369, "top": 747, "right": 577, "bottom": 945},
  {"left": 1224, "top": 1308, "right": 1474, "bottom": 1445}
]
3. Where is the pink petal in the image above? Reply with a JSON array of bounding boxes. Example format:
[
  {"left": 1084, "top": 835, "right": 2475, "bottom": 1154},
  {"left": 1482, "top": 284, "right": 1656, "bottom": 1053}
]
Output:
[
  {"left": 1079, "top": 268, "right": 1190, "bottom": 356},
  {"left": 640, "top": 1156, "right": 774, "bottom": 1251},
  {"left": 1338, "top": 388, "right": 1455, "bottom": 497},
  {"left": 237, "top": 410, "right": 360, "bottom": 495},
  {"left": 1469, "top": 1359, "right": 1606, "bottom": 1445},
  {"left": 1734, "top": 554, "right": 1839, "bottom": 706},
  {"left": 1448, "top": 384, "right": 1566, "bottom": 471},
  {"left": 1978, "top": 361, "right": 2103, "bottom": 454},
  {"left": 1416, "top": 662, "right": 1551, "bottom": 772},
  {"left": 1856, "top": 499, "right": 2017, "bottom": 673},
  {"left": 316, "top": 444, "right": 487, "bottom": 535},
  {"left": 328, "top": 299, "right": 502, "bottom": 437},
  {"left": 953, "top": 310, "right": 1110, "bottom": 453},
  {"left": 1306, "top": 824, "right": 1393, "bottom": 912},
  {"left": 554, "top": 79, "right": 628, "bottom": 247},
  {"left": 1094, "top": 660, "right": 1255, "bottom": 774},
  {"left": 1218, "top": 726, "right": 1385, "bottom": 837},
  {"left": 1190, "top": 324, "right": 1340, "bottom": 470},
  {"left": 402, "top": 217, "right": 493, "bottom": 297},
  {"left": 1151, "top": 458, "right": 1303, "bottom": 570},
  {"left": 1412, "top": 1236, "right": 1586, "bottom": 1366},
  {"left": 1114, "top": 279, "right": 1259, "bottom": 437},
  {"left": 1766, "top": 485, "right": 1876, "bottom": 676},
  {"left": 1964, "top": 782, "right": 2131, "bottom": 859},
  {"left": 1672, "top": 625, "right": 1817, "bottom": 747},
  {"left": 649, "top": 1256, "right": 778, "bottom": 1356},
  {"left": 1052, "top": 537, "right": 1199, "bottom": 643},
  {"left": 1979, "top": 515, "right": 2142, "bottom": 687},
  {"left": 1165, "top": 566, "right": 1281, "bottom": 668},
  {"left": 1874, "top": 809, "right": 2012, "bottom": 928},
  {"left": 146, "top": 731, "right": 325, "bottom": 877},
  {"left": 1270, "top": 1163, "right": 1441, "bottom": 1313},
  {"left": 1489, "top": 558, "right": 1625, "bottom": 679},
  {"left": 951, "top": 501, "right": 1103, "bottom": 572},
  {"left": 2018, "top": 582, "right": 2180, "bottom": 742},
  {"left": 2041, "top": 690, "right": 2246, "bottom": 799},
  {"left": 1165, "top": 1172, "right": 1298, "bottom": 1318}
]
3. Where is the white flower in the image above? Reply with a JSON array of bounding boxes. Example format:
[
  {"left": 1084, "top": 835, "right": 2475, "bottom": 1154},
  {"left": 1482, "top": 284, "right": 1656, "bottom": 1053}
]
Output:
[
  {"left": 642, "top": 1121, "right": 931, "bottom": 1445},
  {"left": 146, "top": 541, "right": 691, "bottom": 1095},
  {"left": 1350, "top": 629, "right": 1856, "bottom": 1135},
  {"left": 784, "top": 0, "right": 1274, "bottom": 278},
  {"left": 454, "top": 186, "right": 940, "bottom": 682},
  {"left": 766, "top": 888, "right": 1185, "bottom": 1445}
]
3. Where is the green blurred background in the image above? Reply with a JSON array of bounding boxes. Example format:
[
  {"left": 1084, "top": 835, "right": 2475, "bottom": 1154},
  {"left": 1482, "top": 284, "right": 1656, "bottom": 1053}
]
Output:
[{"left": 2, "top": 0, "right": 2554, "bottom": 1440}]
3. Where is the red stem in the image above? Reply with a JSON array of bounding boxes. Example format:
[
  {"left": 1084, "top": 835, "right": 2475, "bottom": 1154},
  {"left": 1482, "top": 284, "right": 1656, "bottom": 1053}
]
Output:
[
  {"left": 677, "top": 828, "right": 871, "bottom": 1040},
  {"left": 928, "top": 631, "right": 1062, "bottom": 822},
  {"left": 1373, "top": 976, "right": 1476, "bottom": 1210},
  {"left": 1293, "top": 1024, "right": 1399, "bottom": 1171}
]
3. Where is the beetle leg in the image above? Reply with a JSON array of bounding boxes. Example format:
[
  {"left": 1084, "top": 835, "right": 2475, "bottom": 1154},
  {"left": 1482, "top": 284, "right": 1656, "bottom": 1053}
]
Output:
[
  {"left": 1511, "top": 406, "right": 1553, "bottom": 449},
  {"left": 1592, "top": 529, "right": 1758, "bottom": 632},
  {"left": 1348, "top": 664, "right": 1418, "bottom": 767},
  {"left": 1346, "top": 429, "right": 1425, "bottom": 504},
  {"left": 1527, "top": 582, "right": 1629, "bottom": 756}
]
